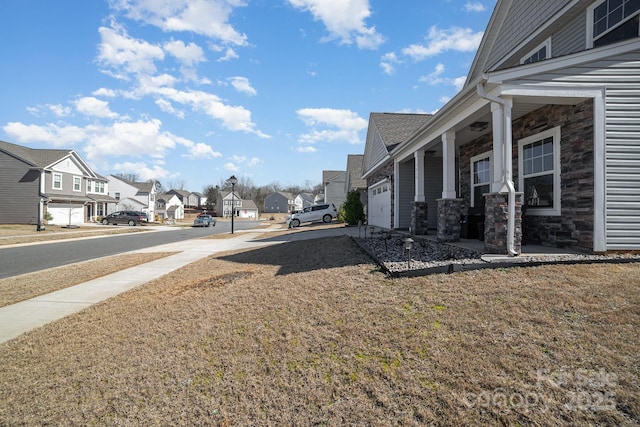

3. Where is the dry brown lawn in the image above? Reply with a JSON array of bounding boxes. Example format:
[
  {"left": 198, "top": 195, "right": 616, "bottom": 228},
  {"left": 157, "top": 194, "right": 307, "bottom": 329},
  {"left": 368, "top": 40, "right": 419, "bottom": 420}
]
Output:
[{"left": 0, "top": 236, "right": 639, "bottom": 426}]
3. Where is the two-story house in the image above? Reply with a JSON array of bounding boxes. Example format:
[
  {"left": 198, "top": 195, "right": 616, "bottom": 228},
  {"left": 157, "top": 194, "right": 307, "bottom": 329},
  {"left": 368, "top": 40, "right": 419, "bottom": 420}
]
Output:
[
  {"left": 264, "top": 191, "right": 295, "bottom": 213},
  {"left": 156, "top": 193, "right": 184, "bottom": 221},
  {"left": 217, "top": 190, "right": 243, "bottom": 217},
  {"left": 107, "top": 175, "right": 158, "bottom": 221},
  {"left": 363, "top": 0, "right": 640, "bottom": 254},
  {"left": 0, "top": 140, "right": 115, "bottom": 226}
]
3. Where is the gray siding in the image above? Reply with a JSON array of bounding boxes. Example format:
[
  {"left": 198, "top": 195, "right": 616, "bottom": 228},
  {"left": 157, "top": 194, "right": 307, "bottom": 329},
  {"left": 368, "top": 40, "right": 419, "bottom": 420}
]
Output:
[
  {"left": 397, "top": 161, "right": 414, "bottom": 229},
  {"left": 424, "top": 156, "right": 443, "bottom": 229},
  {"left": 488, "top": 0, "right": 567, "bottom": 69},
  {"left": 0, "top": 152, "right": 40, "bottom": 224},
  {"left": 512, "top": 53, "right": 640, "bottom": 250},
  {"left": 552, "top": 11, "right": 586, "bottom": 57}
]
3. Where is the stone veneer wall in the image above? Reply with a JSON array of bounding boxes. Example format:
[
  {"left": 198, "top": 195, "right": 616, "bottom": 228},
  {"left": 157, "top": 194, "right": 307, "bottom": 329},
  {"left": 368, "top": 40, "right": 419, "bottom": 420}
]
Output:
[
  {"left": 366, "top": 163, "right": 394, "bottom": 229},
  {"left": 513, "top": 100, "right": 594, "bottom": 252},
  {"left": 459, "top": 99, "right": 594, "bottom": 252},
  {"left": 410, "top": 201, "right": 429, "bottom": 235},
  {"left": 437, "top": 198, "right": 463, "bottom": 242},
  {"left": 484, "top": 193, "right": 523, "bottom": 254}
]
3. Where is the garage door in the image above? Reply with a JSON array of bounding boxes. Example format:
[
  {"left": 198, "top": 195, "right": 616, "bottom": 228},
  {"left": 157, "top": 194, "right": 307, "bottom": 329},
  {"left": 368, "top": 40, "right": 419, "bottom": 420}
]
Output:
[
  {"left": 47, "top": 204, "right": 84, "bottom": 226},
  {"left": 368, "top": 181, "right": 391, "bottom": 229}
]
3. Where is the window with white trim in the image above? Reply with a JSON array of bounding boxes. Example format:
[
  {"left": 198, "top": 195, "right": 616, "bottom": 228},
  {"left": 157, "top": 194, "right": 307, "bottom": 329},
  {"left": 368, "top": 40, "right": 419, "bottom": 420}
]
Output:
[
  {"left": 73, "top": 176, "right": 81, "bottom": 192},
  {"left": 53, "top": 173, "right": 62, "bottom": 190},
  {"left": 470, "top": 151, "right": 492, "bottom": 208},
  {"left": 518, "top": 126, "right": 562, "bottom": 216},
  {"left": 588, "top": 0, "right": 640, "bottom": 48},
  {"left": 520, "top": 38, "right": 551, "bottom": 64}
]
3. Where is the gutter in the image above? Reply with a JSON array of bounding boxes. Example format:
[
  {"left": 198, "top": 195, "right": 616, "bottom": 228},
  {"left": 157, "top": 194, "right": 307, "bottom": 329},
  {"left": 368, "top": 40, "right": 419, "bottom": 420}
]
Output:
[{"left": 476, "top": 80, "right": 519, "bottom": 257}]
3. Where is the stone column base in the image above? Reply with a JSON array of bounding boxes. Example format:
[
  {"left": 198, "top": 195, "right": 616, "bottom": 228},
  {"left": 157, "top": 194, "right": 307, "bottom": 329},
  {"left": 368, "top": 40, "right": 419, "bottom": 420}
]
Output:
[
  {"left": 437, "top": 198, "right": 463, "bottom": 242},
  {"left": 484, "top": 192, "right": 523, "bottom": 254},
  {"left": 410, "top": 201, "right": 429, "bottom": 235}
]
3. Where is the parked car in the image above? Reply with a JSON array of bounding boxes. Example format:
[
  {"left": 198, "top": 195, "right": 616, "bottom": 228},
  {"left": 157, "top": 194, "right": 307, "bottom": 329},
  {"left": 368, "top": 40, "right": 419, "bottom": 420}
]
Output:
[
  {"left": 136, "top": 211, "right": 149, "bottom": 222},
  {"left": 288, "top": 203, "right": 337, "bottom": 227},
  {"left": 193, "top": 214, "right": 216, "bottom": 227},
  {"left": 101, "top": 211, "right": 145, "bottom": 226}
]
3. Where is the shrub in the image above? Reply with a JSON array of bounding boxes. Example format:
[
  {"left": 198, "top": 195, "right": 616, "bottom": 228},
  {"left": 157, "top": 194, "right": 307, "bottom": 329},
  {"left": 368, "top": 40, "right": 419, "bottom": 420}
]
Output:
[{"left": 338, "top": 190, "right": 365, "bottom": 226}]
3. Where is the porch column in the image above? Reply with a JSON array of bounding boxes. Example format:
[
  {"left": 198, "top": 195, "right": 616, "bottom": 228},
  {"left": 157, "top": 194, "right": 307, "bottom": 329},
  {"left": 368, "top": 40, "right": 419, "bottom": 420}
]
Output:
[
  {"left": 441, "top": 130, "right": 457, "bottom": 199},
  {"left": 490, "top": 102, "right": 507, "bottom": 193},
  {"left": 393, "top": 160, "right": 401, "bottom": 229},
  {"left": 438, "top": 130, "right": 463, "bottom": 241},
  {"left": 411, "top": 150, "right": 429, "bottom": 235}
]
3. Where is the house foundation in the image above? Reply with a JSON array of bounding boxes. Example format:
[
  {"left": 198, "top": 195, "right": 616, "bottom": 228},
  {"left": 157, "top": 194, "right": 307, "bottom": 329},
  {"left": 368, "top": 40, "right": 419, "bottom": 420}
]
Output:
[
  {"left": 484, "top": 192, "right": 523, "bottom": 254},
  {"left": 410, "top": 201, "right": 429, "bottom": 235},
  {"left": 437, "top": 198, "right": 463, "bottom": 242}
]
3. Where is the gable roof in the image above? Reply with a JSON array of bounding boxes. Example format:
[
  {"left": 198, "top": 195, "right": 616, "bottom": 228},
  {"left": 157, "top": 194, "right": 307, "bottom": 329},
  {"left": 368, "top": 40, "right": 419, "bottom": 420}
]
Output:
[
  {"left": 346, "top": 154, "right": 366, "bottom": 190},
  {"left": 369, "top": 113, "right": 433, "bottom": 151},
  {"left": 0, "top": 140, "right": 71, "bottom": 168},
  {"left": 323, "top": 170, "right": 344, "bottom": 183},
  {"left": 240, "top": 199, "right": 258, "bottom": 210}
]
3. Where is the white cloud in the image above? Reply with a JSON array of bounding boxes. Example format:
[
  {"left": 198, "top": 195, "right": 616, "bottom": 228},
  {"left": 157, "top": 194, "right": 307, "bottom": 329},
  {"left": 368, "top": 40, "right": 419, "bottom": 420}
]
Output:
[
  {"left": 92, "top": 88, "right": 117, "bottom": 98},
  {"left": 182, "top": 142, "right": 222, "bottom": 159},
  {"left": 287, "top": 0, "right": 384, "bottom": 49},
  {"left": 418, "top": 63, "right": 446, "bottom": 85},
  {"left": 296, "top": 146, "right": 317, "bottom": 153},
  {"left": 296, "top": 108, "right": 367, "bottom": 145},
  {"left": 74, "top": 97, "right": 120, "bottom": 119},
  {"left": 380, "top": 52, "right": 399, "bottom": 75},
  {"left": 223, "top": 162, "right": 239, "bottom": 171},
  {"left": 247, "top": 157, "right": 261, "bottom": 166},
  {"left": 110, "top": 0, "right": 249, "bottom": 46},
  {"left": 112, "top": 161, "right": 171, "bottom": 181},
  {"left": 3, "top": 122, "right": 87, "bottom": 146},
  {"left": 97, "top": 22, "right": 165, "bottom": 78},
  {"left": 163, "top": 39, "right": 205, "bottom": 67},
  {"left": 47, "top": 104, "right": 72, "bottom": 117},
  {"left": 215, "top": 46, "right": 239, "bottom": 62},
  {"left": 464, "top": 2, "right": 486, "bottom": 12},
  {"left": 453, "top": 76, "right": 467, "bottom": 91},
  {"left": 228, "top": 76, "right": 257, "bottom": 96},
  {"left": 402, "top": 26, "right": 484, "bottom": 61}
]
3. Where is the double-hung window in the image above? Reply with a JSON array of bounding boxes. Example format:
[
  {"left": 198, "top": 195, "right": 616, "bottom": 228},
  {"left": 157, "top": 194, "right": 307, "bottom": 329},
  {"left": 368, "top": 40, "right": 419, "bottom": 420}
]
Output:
[
  {"left": 73, "top": 176, "right": 81, "bottom": 192},
  {"left": 470, "top": 152, "right": 492, "bottom": 208},
  {"left": 53, "top": 173, "right": 62, "bottom": 190},
  {"left": 518, "top": 127, "right": 561, "bottom": 216},
  {"left": 588, "top": 0, "right": 640, "bottom": 48}
]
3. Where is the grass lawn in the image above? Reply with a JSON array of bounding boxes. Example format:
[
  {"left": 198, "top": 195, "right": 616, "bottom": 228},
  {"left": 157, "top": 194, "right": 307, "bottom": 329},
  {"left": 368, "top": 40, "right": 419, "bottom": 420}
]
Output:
[{"left": 0, "top": 236, "right": 638, "bottom": 425}]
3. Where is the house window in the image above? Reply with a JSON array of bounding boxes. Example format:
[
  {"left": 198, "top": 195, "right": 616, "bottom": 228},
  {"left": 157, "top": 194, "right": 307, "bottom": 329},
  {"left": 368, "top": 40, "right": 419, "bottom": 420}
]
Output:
[
  {"left": 588, "top": 0, "right": 640, "bottom": 48},
  {"left": 521, "top": 38, "right": 551, "bottom": 64},
  {"left": 470, "top": 152, "right": 492, "bottom": 208},
  {"left": 97, "top": 181, "right": 105, "bottom": 193},
  {"left": 518, "top": 126, "right": 561, "bottom": 216},
  {"left": 115, "top": 192, "right": 120, "bottom": 200},
  {"left": 53, "top": 173, "right": 62, "bottom": 190},
  {"left": 73, "top": 176, "right": 81, "bottom": 192},
  {"left": 87, "top": 180, "right": 92, "bottom": 192}
]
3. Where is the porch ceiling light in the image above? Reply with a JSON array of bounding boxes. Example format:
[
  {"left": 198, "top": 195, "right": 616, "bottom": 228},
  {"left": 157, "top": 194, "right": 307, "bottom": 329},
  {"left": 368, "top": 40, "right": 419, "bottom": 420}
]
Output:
[{"left": 470, "top": 121, "right": 489, "bottom": 131}]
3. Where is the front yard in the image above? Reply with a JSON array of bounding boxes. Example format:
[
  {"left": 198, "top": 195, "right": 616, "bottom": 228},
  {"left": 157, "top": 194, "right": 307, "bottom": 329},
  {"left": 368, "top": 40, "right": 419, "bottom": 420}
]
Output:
[{"left": 0, "top": 235, "right": 638, "bottom": 425}]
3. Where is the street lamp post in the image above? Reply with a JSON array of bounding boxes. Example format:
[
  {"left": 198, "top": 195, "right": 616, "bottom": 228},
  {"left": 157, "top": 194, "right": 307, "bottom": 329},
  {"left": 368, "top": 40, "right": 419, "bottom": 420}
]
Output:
[{"left": 228, "top": 175, "right": 237, "bottom": 234}]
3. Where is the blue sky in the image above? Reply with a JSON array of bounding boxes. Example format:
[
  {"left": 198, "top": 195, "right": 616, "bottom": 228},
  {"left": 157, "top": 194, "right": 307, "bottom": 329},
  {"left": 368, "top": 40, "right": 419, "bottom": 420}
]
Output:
[{"left": 0, "top": 0, "right": 496, "bottom": 192}]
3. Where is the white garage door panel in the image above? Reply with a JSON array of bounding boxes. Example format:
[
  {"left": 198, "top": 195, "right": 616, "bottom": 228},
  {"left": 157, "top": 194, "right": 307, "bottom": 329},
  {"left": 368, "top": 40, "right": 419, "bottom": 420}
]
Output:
[
  {"left": 368, "top": 185, "right": 391, "bottom": 229},
  {"left": 47, "top": 206, "right": 84, "bottom": 226}
]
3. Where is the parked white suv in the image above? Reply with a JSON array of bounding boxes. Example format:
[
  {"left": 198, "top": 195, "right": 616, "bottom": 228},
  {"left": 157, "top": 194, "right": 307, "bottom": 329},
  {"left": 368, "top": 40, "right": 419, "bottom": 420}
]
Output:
[{"left": 289, "top": 203, "right": 337, "bottom": 227}]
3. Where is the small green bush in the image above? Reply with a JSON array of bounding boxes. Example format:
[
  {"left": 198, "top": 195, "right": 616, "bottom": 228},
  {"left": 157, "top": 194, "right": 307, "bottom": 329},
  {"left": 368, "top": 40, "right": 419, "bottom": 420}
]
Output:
[{"left": 338, "top": 190, "right": 366, "bottom": 226}]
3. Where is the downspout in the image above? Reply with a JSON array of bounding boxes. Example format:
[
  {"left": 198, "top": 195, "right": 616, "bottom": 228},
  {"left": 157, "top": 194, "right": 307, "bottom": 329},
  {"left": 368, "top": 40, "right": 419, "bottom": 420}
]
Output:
[{"left": 476, "top": 81, "right": 518, "bottom": 257}]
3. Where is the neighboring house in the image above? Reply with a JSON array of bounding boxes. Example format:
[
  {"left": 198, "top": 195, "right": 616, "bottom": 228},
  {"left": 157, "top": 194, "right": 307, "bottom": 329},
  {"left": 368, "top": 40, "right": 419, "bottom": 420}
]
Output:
[
  {"left": 107, "top": 175, "right": 157, "bottom": 221},
  {"left": 192, "top": 191, "right": 206, "bottom": 208},
  {"left": 362, "top": 113, "right": 433, "bottom": 229},
  {"left": 264, "top": 191, "right": 295, "bottom": 213},
  {"left": 165, "top": 189, "right": 199, "bottom": 208},
  {"left": 237, "top": 199, "right": 259, "bottom": 218},
  {"left": 323, "top": 170, "right": 347, "bottom": 209},
  {"left": 362, "top": 0, "right": 640, "bottom": 254},
  {"left": 217, "top": 190, "right": 243, "bottom": 217},
  {"left": 0, "top": 140, "right": 116, "bottom": 226},
  {"left": 156, "top": 193, "right": 184, "bottom": 220},
  {"left": 294, "top": 193, "right": 315, "bottom": 212},
  {"left": 344, "top": 154, "right": 368, "bottom": 213}
]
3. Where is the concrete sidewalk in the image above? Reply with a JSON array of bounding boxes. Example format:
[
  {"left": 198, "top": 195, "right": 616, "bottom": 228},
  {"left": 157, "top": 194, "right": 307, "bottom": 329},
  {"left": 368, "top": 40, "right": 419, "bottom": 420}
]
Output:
[{"left": 0, "top": 225, "right": 362, "bottom": 344}]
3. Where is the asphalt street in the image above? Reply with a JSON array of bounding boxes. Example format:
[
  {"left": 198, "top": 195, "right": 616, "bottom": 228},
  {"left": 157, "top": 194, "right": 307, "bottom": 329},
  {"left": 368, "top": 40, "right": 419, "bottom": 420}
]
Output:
[{"left": 0, "top": 220, "right": 260, "bottom": 279}]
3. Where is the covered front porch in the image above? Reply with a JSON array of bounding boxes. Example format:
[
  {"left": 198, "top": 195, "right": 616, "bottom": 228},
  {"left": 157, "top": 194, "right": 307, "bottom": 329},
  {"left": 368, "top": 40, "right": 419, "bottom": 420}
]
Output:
[{"left": 390, "top": 81, "right": 603, "bottom": 255}]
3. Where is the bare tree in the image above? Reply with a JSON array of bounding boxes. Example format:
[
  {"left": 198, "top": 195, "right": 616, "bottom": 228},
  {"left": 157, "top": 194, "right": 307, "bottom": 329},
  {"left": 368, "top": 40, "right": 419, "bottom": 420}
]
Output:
[
  {"left": 166, "top": 179, "right": 186, "bottom": 190},
  {"left": 115, "top": 172, "right": 139, "bottom": 182}
]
